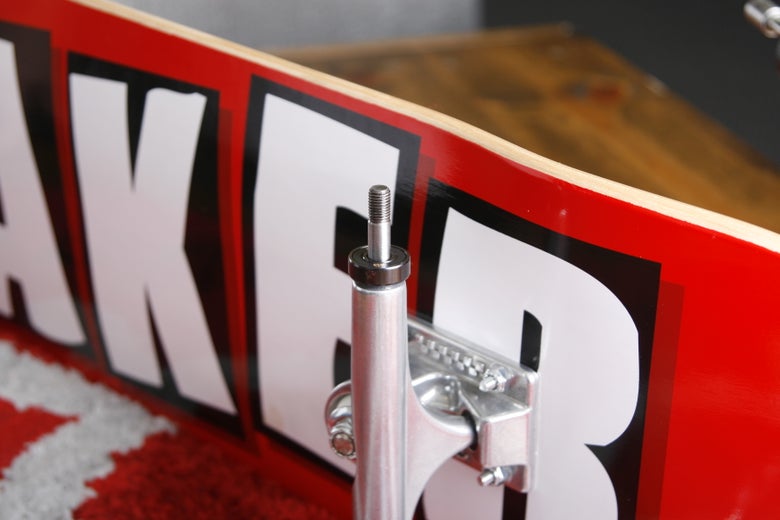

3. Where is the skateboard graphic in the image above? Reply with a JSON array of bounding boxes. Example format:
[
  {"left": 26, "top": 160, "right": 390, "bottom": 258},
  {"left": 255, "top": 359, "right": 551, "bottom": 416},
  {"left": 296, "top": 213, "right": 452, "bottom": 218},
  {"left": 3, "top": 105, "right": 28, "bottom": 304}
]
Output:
[{"left": 0, "top": 1, "right": 778, "bottom": 518}]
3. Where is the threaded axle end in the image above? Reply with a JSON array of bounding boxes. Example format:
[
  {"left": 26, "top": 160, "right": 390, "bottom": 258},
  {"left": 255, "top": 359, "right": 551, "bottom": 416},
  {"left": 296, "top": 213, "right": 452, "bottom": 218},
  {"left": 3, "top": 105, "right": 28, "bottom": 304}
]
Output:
[{"left": 368, "top": 185, "right": 391, "bottom": 224}]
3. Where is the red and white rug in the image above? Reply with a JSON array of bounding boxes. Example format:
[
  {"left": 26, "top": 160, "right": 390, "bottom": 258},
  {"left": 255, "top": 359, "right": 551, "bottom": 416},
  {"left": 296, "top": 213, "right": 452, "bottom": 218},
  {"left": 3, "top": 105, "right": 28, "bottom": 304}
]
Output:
[{"left": 0, "top": 340, "right": 337, "bottom": 519}]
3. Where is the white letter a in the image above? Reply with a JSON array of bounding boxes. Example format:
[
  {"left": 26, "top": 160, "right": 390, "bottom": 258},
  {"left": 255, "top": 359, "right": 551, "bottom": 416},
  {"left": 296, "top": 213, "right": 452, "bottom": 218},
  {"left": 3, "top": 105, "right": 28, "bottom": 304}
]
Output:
[
  {"left": 70, "top": 72, "right": 236, "bottom": 414},
  {"left": 0, "top": 39, "right": 84, "bottom": 345}
]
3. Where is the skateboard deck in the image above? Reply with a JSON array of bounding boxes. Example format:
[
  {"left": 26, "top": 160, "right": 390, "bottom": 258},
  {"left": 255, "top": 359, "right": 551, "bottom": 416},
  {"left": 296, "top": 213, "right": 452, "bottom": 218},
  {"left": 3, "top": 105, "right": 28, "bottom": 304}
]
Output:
[{"left": 0, "top": 1, "right": 778, "bottom": 518}]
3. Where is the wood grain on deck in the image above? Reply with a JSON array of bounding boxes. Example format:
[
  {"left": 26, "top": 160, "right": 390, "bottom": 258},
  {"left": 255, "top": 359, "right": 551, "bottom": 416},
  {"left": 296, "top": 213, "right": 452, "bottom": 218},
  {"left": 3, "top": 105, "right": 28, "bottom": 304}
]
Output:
[{"left": 276, "top": 26, "right": 780, "bottom": 233}]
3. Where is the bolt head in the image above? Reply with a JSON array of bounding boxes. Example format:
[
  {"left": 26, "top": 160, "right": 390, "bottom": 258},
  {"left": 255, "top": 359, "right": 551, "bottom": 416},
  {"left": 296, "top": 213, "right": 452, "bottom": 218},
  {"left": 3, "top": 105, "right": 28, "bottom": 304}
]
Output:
[
  {"left": 329, "top": 420, "right": 356, "bottom": 460},
  {"left": 478, "top": 469, "right": 497, "bottom": 486},
  {"left": 477, "top": 466, "right": 513, "bottom": 487},
  {"left": 479, "top": 375, "right": 499, "bottom": 392},
  {"left": 330, "top": 431, "right": 356, "bottom": 459},
  {"left": 479, "top": 367, "right": 510, "bottom": 392}
]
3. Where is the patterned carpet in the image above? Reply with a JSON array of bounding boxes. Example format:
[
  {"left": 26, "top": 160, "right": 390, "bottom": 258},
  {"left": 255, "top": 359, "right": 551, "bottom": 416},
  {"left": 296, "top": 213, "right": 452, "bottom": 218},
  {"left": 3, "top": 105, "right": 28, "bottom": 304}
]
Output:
[{"left": 0, "top": 340, "right": 337, "bottom": 520}]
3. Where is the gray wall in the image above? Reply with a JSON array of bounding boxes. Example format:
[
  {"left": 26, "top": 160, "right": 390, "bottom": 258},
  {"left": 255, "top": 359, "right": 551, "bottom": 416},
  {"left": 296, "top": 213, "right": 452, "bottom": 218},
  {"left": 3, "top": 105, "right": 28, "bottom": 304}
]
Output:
[{"left": 115, "top": 0, "right": 480, "bottom": 49}]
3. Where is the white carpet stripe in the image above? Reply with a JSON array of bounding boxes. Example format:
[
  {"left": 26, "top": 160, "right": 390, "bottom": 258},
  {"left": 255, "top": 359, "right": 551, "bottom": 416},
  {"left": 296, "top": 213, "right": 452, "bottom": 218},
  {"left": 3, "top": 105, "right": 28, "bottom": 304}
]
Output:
[{"left": 0, "top": 340, "right": 176, "bottom": 519}]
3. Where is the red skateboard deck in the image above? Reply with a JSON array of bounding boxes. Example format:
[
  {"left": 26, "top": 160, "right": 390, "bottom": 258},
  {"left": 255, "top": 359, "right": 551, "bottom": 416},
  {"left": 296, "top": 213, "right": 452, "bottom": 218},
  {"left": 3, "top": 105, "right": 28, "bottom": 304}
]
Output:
[{"left": 0, "top": 1, "right": 778, "bottom": 518}]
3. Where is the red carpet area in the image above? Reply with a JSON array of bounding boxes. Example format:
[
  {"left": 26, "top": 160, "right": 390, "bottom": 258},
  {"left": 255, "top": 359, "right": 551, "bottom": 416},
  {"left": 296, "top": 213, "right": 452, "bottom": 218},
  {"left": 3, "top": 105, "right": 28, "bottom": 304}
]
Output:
[{"left": 0, "top": 339, "right": 338, "bottom": 519}]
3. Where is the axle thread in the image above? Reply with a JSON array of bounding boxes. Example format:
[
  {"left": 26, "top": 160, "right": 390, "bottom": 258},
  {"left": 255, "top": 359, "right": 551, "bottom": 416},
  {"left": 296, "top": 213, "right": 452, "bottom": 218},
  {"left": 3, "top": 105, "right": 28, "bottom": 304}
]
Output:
[{"left": 368, "top": 185, "right": 391, "bottom": 224}]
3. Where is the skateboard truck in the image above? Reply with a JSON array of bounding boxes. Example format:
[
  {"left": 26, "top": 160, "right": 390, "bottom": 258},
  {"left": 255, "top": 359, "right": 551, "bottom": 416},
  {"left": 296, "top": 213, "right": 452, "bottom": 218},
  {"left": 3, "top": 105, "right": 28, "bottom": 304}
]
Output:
[
  {"left": 746, "top": 0, "right": 780, "bottom": 37},
  {"left": 745, "top": 0, "right": 780, "bottom": 64},
  {"left": 325, "top": 185, "right": 538, "bottom": 520}
]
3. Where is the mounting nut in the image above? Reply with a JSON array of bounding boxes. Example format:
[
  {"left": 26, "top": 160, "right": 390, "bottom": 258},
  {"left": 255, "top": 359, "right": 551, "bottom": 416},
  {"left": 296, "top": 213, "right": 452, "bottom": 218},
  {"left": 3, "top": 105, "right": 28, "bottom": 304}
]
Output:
[
  {"left": 478, "top": 366, "right": 511, "bottom": 393},
  {"left": 329, "top": 419, "right": 356, "bottom": 460}
]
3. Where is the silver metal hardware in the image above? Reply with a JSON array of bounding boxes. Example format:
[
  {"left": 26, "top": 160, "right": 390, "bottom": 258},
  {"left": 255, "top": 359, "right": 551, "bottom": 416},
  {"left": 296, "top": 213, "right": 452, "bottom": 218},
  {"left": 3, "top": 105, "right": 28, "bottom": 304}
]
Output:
[
  {"left": 479, "top": 365, "right": 511, "bottom": 392},
  {"left": 478, "top": 466, "right": 515, "bottom": 487},
  {"left": 348, "top": 184, "right": 420, "bottom": 520},
  {"left": 326, "top": 185, "right": 538, "bottom": 520},
  {"left": 407, "top": 317, "right": 537, "bottom": 493},
  {"left": 330, "top": 422, "right": 356, "bottom": 459},
  {"left": 325, "top": 381, "right": 356, "bottom": 460},
  {"left": 745, "top": 0, "right": 780, "bottom": 37},
  {"left": 367, "top": 185, "right": 391, "bottom": 262}
]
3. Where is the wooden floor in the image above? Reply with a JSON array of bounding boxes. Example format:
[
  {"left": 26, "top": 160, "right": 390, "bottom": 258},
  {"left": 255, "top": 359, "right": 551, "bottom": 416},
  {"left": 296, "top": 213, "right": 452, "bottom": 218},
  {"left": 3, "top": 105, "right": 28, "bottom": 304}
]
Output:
[{"left": 276, "top": 26, "right": 780, "bottom": 233}]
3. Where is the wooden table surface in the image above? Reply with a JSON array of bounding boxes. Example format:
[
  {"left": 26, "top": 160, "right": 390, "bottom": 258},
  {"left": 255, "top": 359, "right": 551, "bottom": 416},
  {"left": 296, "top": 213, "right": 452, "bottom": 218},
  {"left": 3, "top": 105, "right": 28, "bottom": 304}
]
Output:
[{"left": 276, "top": 25, "right": 780, "bottom": 234}]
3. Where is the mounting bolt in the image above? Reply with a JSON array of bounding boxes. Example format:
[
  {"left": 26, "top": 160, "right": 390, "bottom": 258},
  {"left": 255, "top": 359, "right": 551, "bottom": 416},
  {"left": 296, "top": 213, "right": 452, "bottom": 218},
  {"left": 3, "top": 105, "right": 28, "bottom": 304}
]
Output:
[
  {"left": 479, "top": 366, "right": 510, "bottom": 392},
  {"left": 478, "top": 466, "right": 514, "bottom": 487},
  {"left": 329, "top": 419, "right": 356, "bottom": 460}
]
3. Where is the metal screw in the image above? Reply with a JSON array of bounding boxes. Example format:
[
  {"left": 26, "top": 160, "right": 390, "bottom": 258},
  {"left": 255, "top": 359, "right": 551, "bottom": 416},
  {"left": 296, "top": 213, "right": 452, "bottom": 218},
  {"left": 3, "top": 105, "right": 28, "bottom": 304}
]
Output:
[
  {"left": 477, "top": 466, "right": 514, "bottom": 487},
  {"left": 479, "top": 374, "right": 501, "bottom": 392},
  {"left": 367, "top": 185, "right": 391, "bottom": 262},
  {"left": 329, "top": 420, "right": 356, "bottom": 460},
  {"left": 478, "top": 367, "right": 510, "bottom": 393}
]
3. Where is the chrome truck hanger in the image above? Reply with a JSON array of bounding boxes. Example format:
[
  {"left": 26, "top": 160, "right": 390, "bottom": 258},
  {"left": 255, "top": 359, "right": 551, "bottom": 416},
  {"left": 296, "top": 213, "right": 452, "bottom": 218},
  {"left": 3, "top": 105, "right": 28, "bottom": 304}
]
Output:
[{"left": 325, "top": 186, "right": 539, "bottom": 520}]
